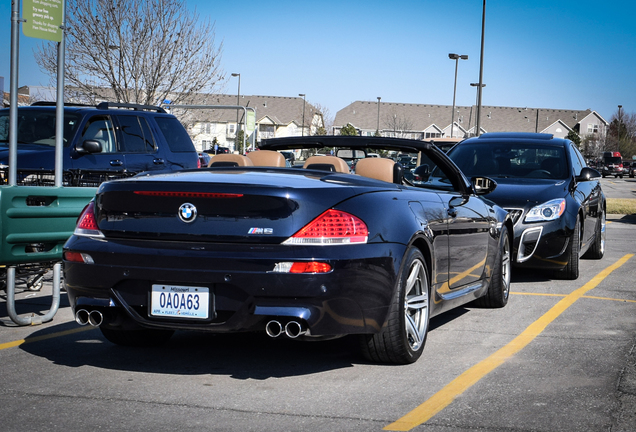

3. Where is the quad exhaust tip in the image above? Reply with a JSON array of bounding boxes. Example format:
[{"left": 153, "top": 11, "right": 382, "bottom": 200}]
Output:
[{"left": 265, "top": 319, "right": 307, "bottom": 338}]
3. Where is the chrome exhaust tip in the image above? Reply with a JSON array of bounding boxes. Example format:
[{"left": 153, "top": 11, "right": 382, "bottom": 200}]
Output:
[
  {"left": 75, "top": 309, "right": 90, "bottom": 326},
  {"left": 284, "top": 321, "right": 306, "bottom": 339},
  {"left": 265, "top": 320, "right": 283, "bottom": 338},
  {"left": 88, "top": 310, "right": 103, "bottom": 326}
]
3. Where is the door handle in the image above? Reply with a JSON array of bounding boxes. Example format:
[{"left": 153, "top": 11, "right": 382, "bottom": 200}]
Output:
[
  {"left": 153, "top": 158, "right": 165, "bottom": 165},
  {"left": 109, "top": 160, "right": 123, "bottom": 166}
]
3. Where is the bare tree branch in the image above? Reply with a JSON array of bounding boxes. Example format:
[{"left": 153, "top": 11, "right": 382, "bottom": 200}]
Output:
[{"left": 35, "top": 0, "right": 224, "bottom": 106}]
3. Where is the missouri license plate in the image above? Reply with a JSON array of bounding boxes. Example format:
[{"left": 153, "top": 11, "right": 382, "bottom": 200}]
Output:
[{"left": 150, "top": 285, "right": 209, "bottom": 319}]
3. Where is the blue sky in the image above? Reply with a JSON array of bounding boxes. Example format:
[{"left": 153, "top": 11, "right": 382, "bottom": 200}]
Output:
[{"left": 2, "top": 0, "right": 635, "bottom": 123}]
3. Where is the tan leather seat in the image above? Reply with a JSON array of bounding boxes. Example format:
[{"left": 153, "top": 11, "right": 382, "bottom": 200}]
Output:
[
  {"left": 303, "top": 155, "right": 350, "bottom": 173},
  {"left": 356, "top": 158, "right": 396, "bottom": 183},
  {"left": 208, "top": 154, "right": 254, "bottom": 167},
  {"left": 246, "top": 150, "right": 286, "bottom": 167}
]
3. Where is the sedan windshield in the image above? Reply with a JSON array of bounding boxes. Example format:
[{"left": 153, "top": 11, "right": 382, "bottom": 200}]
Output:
[{"left": 448, "top": 142, "right": 568, "bottom": 180}]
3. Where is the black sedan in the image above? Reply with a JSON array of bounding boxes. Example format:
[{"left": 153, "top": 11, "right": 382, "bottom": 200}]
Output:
[
  {"left": 63, "top": 136, "right": 512, "bottom": 364},
  {"left": 444, "top": 132, "right": 605, "bottom": 280}
]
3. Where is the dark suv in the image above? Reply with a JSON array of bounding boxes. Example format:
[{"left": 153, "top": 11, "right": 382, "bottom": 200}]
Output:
[
  {"left": 0, "top": 102, "right": 199, "bottom": 186},
  {"left": 601, "top": 156, "right": 624, "bottom": 178}
]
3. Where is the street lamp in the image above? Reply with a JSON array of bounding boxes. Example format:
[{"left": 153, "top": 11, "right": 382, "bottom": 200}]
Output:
[
  {"left": 470, "top": 83, "right": 486, "bottom": 136},
  {"left": 299, "top": 93, "right": 306, "bottom": 136},
  {"left": 449, "top": 53, "right": 468, "bottom": 138},
  {"left": 231, "top": 73, "right": 241, "bottom": 149},
  {"left": 475, "top": 0, "right": 487, "bottom": 136},
  {"left": 617, "top": 105, "right": 623, "bottom": 148},
  {"left": 377, "top": 97, "right": 381, "bottom": 136}
]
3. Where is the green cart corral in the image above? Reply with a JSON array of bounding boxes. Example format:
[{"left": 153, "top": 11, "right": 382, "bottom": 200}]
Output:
[{"left": 1, "top": 186, "right": 96, "bottom": 325}]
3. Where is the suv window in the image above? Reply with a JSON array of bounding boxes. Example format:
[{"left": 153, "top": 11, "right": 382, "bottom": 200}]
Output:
[
  {"left": 155, "top": 116, "right": 195, "bottom": 152},
  {"left": 0, "top": 110, "right": 82, "bottom": 146},
  {"left": 81, "top": 116, "right": 117, "bottom": 153},
  {"left": 118, "top": 115, "right": 156, "bottom": 153}
]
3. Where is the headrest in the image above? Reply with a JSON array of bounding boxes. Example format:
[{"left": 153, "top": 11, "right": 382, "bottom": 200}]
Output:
[
  {"left": 246, "top": 150, "right": 286, "bottom": 167},
  {"left": 303, "top": 155, "right": 350, "bottom": 173},
  {"left": 355, "top": 158, "right": 396, "bottom": 182},
  {"left": 208, "top": 154, "right": 254, "bottom": 167}
]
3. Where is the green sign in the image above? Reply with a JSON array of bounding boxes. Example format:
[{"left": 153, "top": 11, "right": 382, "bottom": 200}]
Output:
[
  {"left": 22, "top": 0, "right": 64, "bottom": 42},
  {"left": 246, "top": 111, "right": 256, "bottom": 133}
]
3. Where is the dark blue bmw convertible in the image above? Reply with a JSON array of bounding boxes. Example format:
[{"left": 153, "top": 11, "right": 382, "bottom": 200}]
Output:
[{"left": 63, "top": 136, "right": 512, "bottom": 364}]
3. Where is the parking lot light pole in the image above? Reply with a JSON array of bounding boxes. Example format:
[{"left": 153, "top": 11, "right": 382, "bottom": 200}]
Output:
[
  {"left": 617, "top": 105, "right": 623, "bottom": 149},
  {"left": 377, "top": 97, "right": 381, "bottom": 136},
  {"left": 471, "top": 83, "right": 486, "bottom": 136},
  {"left": 299, "top": 93, "right": 306, "bottom": 136},
  {"left": 449, "top": 53, "right": 468, "bottom": 138},
  {"left": 475, "top": 0, "right": 487, "bottom": 137},
  {"left": 231, "top": 73, "right": 241, "bottom": 150}
]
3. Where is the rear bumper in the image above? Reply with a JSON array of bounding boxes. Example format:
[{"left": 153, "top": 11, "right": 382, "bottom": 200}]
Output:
[{"left": 64, "top": 235, "right": 404, "bottom": 336}]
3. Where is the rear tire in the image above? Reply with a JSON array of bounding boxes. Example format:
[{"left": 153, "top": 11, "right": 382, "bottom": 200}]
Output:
[
  {"left": 100, "top": 327, "right": 174, "bottom": 347},
  {"left": 474, "top": 225, "right": 510, "bottom": 308},
  {"left": 556, "top": 215, "right": 580, "bottom": 280},
  {"left": 360, "top": 247, "right": 429, "bottom": 364}
]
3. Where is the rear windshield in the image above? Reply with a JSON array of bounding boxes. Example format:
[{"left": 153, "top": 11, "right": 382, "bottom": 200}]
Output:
[
  {"left": 0, "top": 109, "right": 82, "bottom": 146},
  {"left": 154, "top": 116, "right": 195, "bottom": 153},
  {"left": 448, "top": 142, "right": 568, "bottom": 180},
  {"left": 604, "top": 157, "right": 622, "bottom": 164}
]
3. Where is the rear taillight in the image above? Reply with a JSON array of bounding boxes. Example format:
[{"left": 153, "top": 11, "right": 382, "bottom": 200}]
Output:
[
  {"left": 271, "top": 261, "right": 332, "bottom": 273},
  {"left": 63, "top": 251, "right": 95, "bottom": 264},
  {"left": 282, "top": 209, "right": 368, "bottom": 245},
  {"left": 74, "top": 201, "right": 104, "bottom": 238}
]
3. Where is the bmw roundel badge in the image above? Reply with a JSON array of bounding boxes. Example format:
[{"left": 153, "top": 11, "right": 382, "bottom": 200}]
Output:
[{"left": 178, "top": 203, "right": 197, "bottom": 223}]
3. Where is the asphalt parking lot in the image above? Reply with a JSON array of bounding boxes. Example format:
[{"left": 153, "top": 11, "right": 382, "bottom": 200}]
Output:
[{"left": 1, "top": 178, "right": 635, "bottom": 432}]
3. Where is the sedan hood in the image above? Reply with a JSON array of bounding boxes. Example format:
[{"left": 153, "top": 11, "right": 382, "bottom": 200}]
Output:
[
  {"left": 485, "top": 178, "right": 570, "bottom": 209},
  {"left": 93, "top": 169, "right": 397, "bottom": 244}
]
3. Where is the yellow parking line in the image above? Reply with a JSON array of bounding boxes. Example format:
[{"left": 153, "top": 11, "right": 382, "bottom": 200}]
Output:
[
  {"left": 0, "top": 326, "right": 95, "bottom": 351},
  {"left": 511, "top": 292, "right": 636, "bottom": 303},
  {"left": 384, "top": 254, "right": 634, "bottom": 431}
]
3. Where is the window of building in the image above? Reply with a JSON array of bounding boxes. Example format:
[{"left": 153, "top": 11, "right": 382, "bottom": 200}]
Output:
[
  {"left": 587, "top": 123, "right": 599, "bottom": 134},
  {"left": 227, "top": 124, "right": 235, "bottom": 135}
]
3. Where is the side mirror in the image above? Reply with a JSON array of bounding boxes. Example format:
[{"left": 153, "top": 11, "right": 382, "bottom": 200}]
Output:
[
  {"left": 413, "top": 164, "right": 430, "bottom": 181},
  {"left": 576, "top": 167, "right": 601, "bottom": 182},
  {"left": 472, "top": 176, "right": 497, "bottom": 195},
  {"left": 77, "top": 140, "right": 102, "bottom": 154}
]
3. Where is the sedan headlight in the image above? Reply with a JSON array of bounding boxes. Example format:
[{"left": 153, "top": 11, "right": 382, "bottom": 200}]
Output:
[{"left": 524, "top": 198, "right": 566, "bottom": 222}]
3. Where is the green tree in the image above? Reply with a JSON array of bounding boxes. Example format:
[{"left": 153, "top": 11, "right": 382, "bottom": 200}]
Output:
[
  {"left": 235, "top": 130, "right": 247, "bottom": 154},
  {"left": 339, "top": 123, "right": 358, "bottom": 136},
  {"left": 567, "top": 130, "right": 581, "bottom": 146},
  {"left": 36, "top": 0, "right": 223, "bottom": 106},
  {"left": 315, "top": 126, "right": 327, "bottom": 136}
]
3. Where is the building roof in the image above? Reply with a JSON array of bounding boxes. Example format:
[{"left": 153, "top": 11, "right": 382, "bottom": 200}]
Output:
[
  {"left": 180, "top": 94, "right": 321, "bottom": 127},
  {"left": 334, "top": 101, "right": 604, "bottom": 136}
]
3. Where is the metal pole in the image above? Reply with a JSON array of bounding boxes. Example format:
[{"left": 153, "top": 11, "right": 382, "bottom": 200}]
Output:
[
  {"left": 476, "top": 0, "right": 486, "bottom": 136},
  {"left": 377, "top": 97, "right": 381, "bottom": 135},
  {"left": 55, "top": 5, "right": 66, "bottom": 187},
  {"left": 231, "top": 73, "right": 240, "bottom": 151},
  {"left": 9, "top": 0, "right": 22, "bottom": 186},
  {"left": 299, "top": 94, "right": 306, "bottom": 136},
  {"left": 451, "top": 57, "right": 458, "bottom": 138}
]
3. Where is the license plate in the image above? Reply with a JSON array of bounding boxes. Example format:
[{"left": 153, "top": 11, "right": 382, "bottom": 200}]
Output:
[{"left": 150, "top": 285, "right": 209, "bottom": 319}]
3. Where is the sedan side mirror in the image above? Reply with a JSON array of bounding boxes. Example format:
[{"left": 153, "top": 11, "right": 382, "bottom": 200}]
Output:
[
  {"left": 576, "top": 167, "right": 601, "bottom": 182},
  {"left": 413, "top": 164, "right": 430, "bottom": 181},
  {"left": 471, "top": 176, "right": 497, "bottom": 195},
  {"left": 76, "top": 140, "right": 102, "bottom": 155}
]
